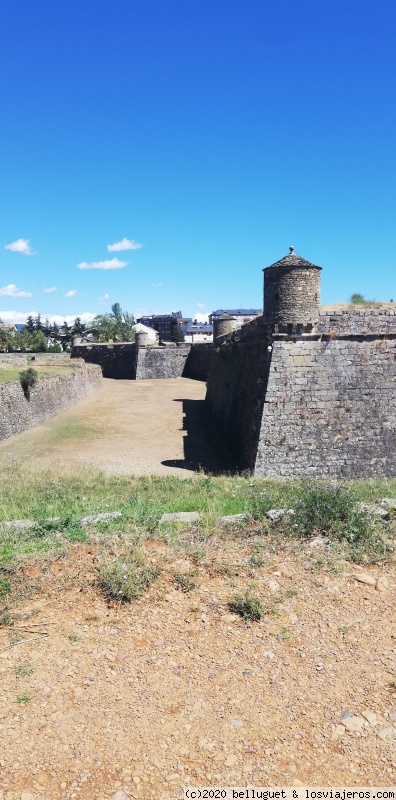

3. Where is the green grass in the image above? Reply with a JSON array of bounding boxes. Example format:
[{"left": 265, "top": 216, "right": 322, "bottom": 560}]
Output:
[
  {"left": 0, "top": 468, "right": 394, "bottom": 586},
  {"left": 0, "top": 362, "right": 78, "bottom": 386}
]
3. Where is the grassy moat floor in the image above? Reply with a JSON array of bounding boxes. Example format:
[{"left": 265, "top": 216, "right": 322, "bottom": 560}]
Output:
[{"left": 0, "top": 468, "right": 395, "bottom": 797}]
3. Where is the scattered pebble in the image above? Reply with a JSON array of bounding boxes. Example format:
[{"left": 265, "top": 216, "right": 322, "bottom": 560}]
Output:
[
  {"left": 159, "top": 511, "right": 201, "bottom": 523},
  {"left": 218, "top": 513, "right": 251, "bottom": 526},
  {"left": 79, "top": 511, "right": 122, "bottom": 524},
  {"left": 353, "top": 573, "right": 376, "bottom": 586},
  {"left": 376, "top": 576, "right": 389, "bottom": 591},
  {"left": 362, "top": 710, "right": 377, "bottom": 726},
  {"left": 341, "top": 715, "right": 365, "bottom": 732},
  {"left": 266, "top": 508, "right": 294, "bottom": 521}
]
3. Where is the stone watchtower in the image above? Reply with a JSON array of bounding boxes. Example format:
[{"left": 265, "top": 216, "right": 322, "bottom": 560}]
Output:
[
  {"left": 263, "top": 247, "right": 322, "bottom": 333},
  {"left": 213, "top": 313, "right": 240, "bottom": 343}
]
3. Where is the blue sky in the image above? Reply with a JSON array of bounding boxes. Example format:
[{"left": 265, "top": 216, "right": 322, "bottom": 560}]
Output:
[{"left": 1, "top": 0, "right": 395, "bottom": 325}]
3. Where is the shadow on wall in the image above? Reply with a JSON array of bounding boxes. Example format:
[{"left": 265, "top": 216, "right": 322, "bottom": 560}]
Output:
[{"left": 161, "top": 399, "right": 238, "bottom": 475}]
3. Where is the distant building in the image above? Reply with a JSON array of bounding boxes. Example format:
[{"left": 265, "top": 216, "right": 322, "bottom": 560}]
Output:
[
  {"left": 209, "top": 308, "right": 262, "bottom": 326},
  {"left": 180, "top": 320, "right": 213, "bottom": 343},
  {"left": 137, "top": 311, "right": 184, "bottom": 342}
]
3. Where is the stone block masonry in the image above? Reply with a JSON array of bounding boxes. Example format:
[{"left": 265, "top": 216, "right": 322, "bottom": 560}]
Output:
[
  {"left": 256, "top": 337, "right": 396, "bottom": 478},
  {"left": 0, "top": 363, "right": 102, "bottom": 442},
  {"left": 206, "top": 334, "right": 396, "bottom": 479},
  {"left": 72, "top": 342, "right": 215, "bottom": 382}
]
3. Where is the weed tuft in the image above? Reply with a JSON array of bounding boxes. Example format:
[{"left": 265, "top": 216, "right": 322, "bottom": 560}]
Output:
[
  {"left": 98, "top": 548, "right": 159, "bottom": 602},
  {"left": 16, "top": 692, "right": 31, "bottom": 704},
  {"left": 173, "top": 571, "right": 196, "bottom": 592},
  {"left": 15, "top": 664, "right": 34, "bottom": 677},
  {"left": 228, "top": 590, "right": 264, "bottom": 621}
]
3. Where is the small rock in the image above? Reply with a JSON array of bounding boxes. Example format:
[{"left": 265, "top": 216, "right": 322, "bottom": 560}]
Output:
[
  {"left": 224, "top": 754, "right": 238, "bottom": 767},
  {"left": 159, "top": 511, "right": 201, "bottom": 523},
  {"left": 112, "top": 792, "right": 130, "bottom": 800},
  {"left": 218, "top": 513, "right": 251, "bottom": 526},
  {"left": 268, "top": 580, "right": 280, "bottom": 593},
  {"left": 266, "top": 508, "right": 294, "bottom": 522},
  {"left": 1, "top": 520, "right": 37, "bottom": 530},
  {"left": 263, "top": 650, "right": 275, "bottom": 659},
  {"left": 79, "top": 511, "right": 122, "bottom": 525},
  {"left": 341, "top": 715, "right": 365, "bottom": 732},
  {"left": 361, "top": 710, "right": 377, "bottom": 726},
  {"left": 332, "top": 725, "right": 346, "bottom": 740},
  {"left": 230, "top": 719, "right": 243, "bottom": 727},
  {"left": 379, "top": 498, "right": 396, "bottom": 510},
  {"left": 376, "top": 576, "right": 389, "bottom": 592},
  {"left": 21, "top": 793, "right": 35, "bottom": 800},
  {"left": 341, "top": 710, "right": 351, "bottom": 718},
  {"left": 356, "top": 502, "right": 388, "bottom": 518},
  {"left": 388, "top": 712, "right": 396, "bottom": 723},
  {"left": 353, "top": 572, "right": 376, "bottom": 586},
  {"left": 165, "top": 774, "right": 180, "bottom": 782},
  {"left": 377, "top": 727, "right": 394, "bottom": 740},
  {"left": 222, "top": 613, "right": 236, "bottom": 623}
]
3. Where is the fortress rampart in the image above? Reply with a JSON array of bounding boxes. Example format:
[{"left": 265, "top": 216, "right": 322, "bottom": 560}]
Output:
[
  {"left": 0, "top": 362, "right": 102, "bottom": 442},
  {"left": 72, "top": 342, "right": 214, "bottom": 382},
  {"left": 206, "top": 249, "right": 396, "bottom": 478}
]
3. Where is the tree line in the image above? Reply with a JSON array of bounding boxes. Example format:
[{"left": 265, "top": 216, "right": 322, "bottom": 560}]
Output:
[{"left": 0, "top": 303, "right": 135, "bottom": 352}]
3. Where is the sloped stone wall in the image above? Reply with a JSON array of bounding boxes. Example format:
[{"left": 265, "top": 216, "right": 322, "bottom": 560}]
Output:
[
  {"left": 206, "top": 333, "right": 396, "bottom": 478},
  {"left": 73, "top": 342, "right": 214, "bottom": 382},
  {"left": 72, "top": 343, "right": 137, "bottom": 379},
  {"left": 256, "top": 337, "right": 396, "bottom": 478},
  {"left": 0, "top": 363, "right": 102, "bottom": 442}
]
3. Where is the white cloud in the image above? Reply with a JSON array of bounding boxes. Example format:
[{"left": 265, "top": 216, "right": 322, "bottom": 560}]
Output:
[
  {"left": 194, "top": 312, "right": 209, "bottom": 323},
  {"left": 0, "top": 310, "right": 97, "bottom": 326},
  {"left": 64, "top": 289, "right": 78, "bottom": 298},
  {"left": 77, "top": 258, "right": 127, "bottom": 270},
  {"left": 99, "top": 293, "right": 110, "bottom": 304},
  {"left": 0, "top": 283, "right": 33, "bottom": 298},
  {"left": 4, "top": 238, "right": 35, "bottom": 256},
  {"left": 107, "top": 238, "right": 142, "bottom": 252},
  {"left": 151, "top": 282, "right": 163, "bottom": 288},
  {"left": 44, "top": 287, "right": 57, "bottom": 294},
  {"left": 196, "top": 302, "right": 204, "bottom": 308}
]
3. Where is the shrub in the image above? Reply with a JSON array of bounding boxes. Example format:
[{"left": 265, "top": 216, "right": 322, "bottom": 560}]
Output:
[
  {"left": 19, "top": 367, "right": 38, "bottom": 399},
  {"left": 98, "top": 548, "right": 159, "bottom": 602},
  {"left": 292, "top": 481, "right": 370, "bottom": 547},
  {"left": 228, "top": 590, "right": 263, "bottom": 621},
  {"left": 173, "top": 571, "right": 196, "bottom": 592}
]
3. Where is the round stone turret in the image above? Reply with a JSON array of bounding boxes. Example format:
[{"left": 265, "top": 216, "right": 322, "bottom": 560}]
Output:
[
  {"left": 263, "top": 247, "right": 322, "bottom": 331},
  {"left": 213, "top": 313, "right": 240, "bottom": 343},
  {"left": 135, "top": 331, "right": 152, "bottom": 347}
]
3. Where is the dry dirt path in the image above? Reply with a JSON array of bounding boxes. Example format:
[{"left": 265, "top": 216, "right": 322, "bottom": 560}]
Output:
[
  {"left": 0, "top": 542, "right": 395, "bottom": 799},
  {"left": 0, "top": 378, "right": 234, "bottom": 476}
]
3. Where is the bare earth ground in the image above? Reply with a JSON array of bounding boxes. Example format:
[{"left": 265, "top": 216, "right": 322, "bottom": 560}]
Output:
[
  {"left": 0, "top": 378, "right": 234, "bottom": 476},
  {"left": 0, "top": 378, "right": 395, "bottom": 798},
  {"left": 0, "top": 536, "right": 395, "bottom": 799}
]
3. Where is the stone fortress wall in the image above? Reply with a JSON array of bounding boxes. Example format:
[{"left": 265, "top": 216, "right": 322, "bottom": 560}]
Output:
[
  {"left": 0, "top": 362, "right": 102, "bottom": 442},
  {"left": 206, "top": 249, "right": 396, "bottom": 479},
  {"left": 72, "top": 342, "right": 215, "bottom": 382}
]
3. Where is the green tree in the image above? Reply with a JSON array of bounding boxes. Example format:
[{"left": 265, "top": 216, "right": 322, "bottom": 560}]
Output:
[
  {"left": 171, "top": 324, "right": 185, "bottom": 343},
  {"left": 91, "top": 303, "right": 135, "bottom": 342},
  {"left": 72, "top": 317, "right": 86, "bottom": 336},
  {"left": 25, "top": 315, "right": 35, "bottom": 334}
]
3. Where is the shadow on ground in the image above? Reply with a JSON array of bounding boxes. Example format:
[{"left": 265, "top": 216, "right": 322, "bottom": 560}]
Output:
[{"left": 161, "top": 399, "right": 238, "bottom": 475}]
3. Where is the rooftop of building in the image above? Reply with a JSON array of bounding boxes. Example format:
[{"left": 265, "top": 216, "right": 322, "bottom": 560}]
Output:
[
  {"left": 264, "top": 246, "right": 322, "bottom": 271},
  {"left": 211, "top": 308, "right": 262, "bottom": 317}
]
